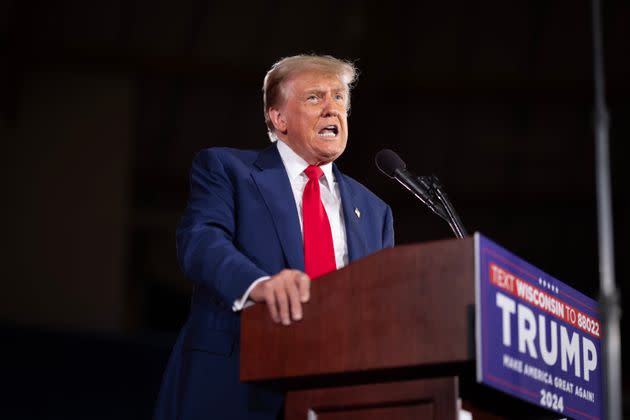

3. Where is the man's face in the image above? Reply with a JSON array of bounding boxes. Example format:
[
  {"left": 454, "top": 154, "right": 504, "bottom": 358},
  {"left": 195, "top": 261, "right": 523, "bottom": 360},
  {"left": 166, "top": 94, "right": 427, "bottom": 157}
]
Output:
[{"left": 270, "top": 71, "right": 349, "bottom": 165}]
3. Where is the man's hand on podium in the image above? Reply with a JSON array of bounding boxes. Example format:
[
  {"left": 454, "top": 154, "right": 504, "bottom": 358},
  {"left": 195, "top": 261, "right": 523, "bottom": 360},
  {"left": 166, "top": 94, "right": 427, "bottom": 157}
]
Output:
[{"left": 249, "top": 269, "right": 311, "bottom": 326}]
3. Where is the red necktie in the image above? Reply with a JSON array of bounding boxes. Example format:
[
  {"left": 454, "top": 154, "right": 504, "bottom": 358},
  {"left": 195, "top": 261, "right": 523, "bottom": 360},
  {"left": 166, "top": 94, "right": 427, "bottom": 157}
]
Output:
[{"left": 302, "top": 165, "right": 336, "bottom": 279}]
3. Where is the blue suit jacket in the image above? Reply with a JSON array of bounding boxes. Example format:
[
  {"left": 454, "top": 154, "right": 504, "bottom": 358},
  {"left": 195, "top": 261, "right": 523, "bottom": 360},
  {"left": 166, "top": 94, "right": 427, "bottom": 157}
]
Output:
[{"left": 154, "top": 143, "right": 394, "bottom": 420}]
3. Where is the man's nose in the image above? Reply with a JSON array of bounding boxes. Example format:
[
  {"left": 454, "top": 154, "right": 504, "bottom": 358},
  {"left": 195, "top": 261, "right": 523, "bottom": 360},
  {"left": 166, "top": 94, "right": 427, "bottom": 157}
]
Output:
[
  {"left": 321, "top": 107, "right": 339, "bottom": 118},
  {"left": 321, "top": 96, "right": 341, "bottom": 117}
]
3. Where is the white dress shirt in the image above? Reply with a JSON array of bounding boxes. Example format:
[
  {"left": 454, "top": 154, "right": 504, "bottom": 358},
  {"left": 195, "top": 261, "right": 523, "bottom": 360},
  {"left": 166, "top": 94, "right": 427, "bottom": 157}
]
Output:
[{"left": 232, "top": 140, "right": 348, "bottom": 311}]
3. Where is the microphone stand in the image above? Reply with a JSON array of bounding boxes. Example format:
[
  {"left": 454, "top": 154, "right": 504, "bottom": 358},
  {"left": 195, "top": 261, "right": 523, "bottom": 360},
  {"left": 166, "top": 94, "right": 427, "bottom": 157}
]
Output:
[
  {"left": 591, "top": 1, "right": 622, "bottom": 418},
  {"left": 418, "top": 175, "right": 467, "bottom": 239}
]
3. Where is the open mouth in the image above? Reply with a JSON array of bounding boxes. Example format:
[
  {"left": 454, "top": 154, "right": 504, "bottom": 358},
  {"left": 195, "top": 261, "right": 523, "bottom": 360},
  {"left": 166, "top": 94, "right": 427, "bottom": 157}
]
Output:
[{"left": 318, "top": 125, "right": 339, "bottom": 138}]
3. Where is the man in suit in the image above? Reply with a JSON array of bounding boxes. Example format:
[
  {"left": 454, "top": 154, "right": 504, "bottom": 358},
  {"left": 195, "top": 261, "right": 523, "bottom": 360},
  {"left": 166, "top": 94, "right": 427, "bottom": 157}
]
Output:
[{"left": 154, "top": 54, "right": 394, "bottom": 420}]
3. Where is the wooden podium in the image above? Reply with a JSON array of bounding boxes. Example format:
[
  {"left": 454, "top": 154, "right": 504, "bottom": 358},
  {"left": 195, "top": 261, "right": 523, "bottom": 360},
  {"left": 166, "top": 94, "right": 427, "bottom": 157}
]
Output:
[{"left": 240, "top": 237, "right": 554, "bottom": 419}]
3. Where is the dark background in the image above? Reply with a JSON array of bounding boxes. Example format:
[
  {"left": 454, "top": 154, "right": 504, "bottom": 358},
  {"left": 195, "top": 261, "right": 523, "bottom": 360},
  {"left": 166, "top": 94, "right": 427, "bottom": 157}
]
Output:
[{"left": 1, "top": 0, "right": 628, "bottom": 418}]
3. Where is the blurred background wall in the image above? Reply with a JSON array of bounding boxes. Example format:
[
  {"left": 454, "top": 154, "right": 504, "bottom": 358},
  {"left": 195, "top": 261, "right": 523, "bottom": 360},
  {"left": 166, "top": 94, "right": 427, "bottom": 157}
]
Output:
[{"left": 1, "top": 0, "right": 628, "bottom": 418}]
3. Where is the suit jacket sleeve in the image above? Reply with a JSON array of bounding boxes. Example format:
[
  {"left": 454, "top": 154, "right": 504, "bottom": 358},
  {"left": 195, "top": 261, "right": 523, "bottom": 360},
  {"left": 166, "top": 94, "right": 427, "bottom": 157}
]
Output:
[{"left": 176, "top": 149, "right": 267, "bottom": 306}]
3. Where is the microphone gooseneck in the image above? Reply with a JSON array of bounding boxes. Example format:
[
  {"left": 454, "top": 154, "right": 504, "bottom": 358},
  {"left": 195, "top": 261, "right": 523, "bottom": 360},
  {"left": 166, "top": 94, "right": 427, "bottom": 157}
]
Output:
[
  {"left": 376, "top": 149, "right": 448, "bottom": 221},
  {"left": 375, "top": 149, "right": 467, "bottom": 239}
]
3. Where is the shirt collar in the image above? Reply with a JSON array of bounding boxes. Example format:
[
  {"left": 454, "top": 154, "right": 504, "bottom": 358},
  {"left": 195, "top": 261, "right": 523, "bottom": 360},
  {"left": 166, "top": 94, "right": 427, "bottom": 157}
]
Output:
[{"left": 276, "top": 140, "right": 335, "bottom": 190}]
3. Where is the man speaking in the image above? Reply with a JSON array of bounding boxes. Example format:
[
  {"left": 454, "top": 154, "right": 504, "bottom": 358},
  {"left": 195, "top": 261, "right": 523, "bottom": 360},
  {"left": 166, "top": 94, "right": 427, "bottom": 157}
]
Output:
[{"left": 154, "top": 54, "right": 394, "bottom": 420}]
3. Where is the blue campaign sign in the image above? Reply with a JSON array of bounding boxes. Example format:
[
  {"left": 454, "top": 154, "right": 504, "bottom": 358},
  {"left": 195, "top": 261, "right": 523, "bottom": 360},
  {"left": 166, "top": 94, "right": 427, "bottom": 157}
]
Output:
[{"left": 475, "top": 233, "right": 603, "bottom": 420}]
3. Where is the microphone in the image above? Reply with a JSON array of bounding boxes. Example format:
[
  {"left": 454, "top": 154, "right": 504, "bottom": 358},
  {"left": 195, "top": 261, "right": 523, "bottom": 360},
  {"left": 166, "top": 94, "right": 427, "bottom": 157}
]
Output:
[
  {"left": 375, "top": 149, "right": 448, "bottom": 221},
  {"left": 375, "top": 149, "right": 468, "bottom": 238}
]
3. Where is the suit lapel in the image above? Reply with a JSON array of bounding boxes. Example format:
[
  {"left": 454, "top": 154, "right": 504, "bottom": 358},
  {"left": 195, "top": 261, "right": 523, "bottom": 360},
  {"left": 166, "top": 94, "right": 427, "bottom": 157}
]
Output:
[
  {"left": 334, "top": 165, "right": 368, "bottom": 263},
  {"left": 251, "top": 144, "right": 304, "bottom": 271}
]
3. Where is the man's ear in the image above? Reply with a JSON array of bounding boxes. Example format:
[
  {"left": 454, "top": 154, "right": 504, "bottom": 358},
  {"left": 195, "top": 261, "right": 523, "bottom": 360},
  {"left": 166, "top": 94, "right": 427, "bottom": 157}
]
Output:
[{"left": 268, "top": 108, "right": 287, "bottom": 134}]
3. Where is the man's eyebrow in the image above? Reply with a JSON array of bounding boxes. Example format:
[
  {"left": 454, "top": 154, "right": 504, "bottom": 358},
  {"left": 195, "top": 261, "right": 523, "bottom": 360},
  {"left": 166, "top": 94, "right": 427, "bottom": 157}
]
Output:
[{"left": 304, "top": 86, "right": 347, "bottom": 94}]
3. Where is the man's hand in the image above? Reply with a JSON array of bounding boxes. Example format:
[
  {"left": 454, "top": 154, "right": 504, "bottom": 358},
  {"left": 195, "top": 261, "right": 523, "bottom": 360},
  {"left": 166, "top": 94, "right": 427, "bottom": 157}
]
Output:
[{"left": 249, "top": 269, "right": 310, "bottom": 325}]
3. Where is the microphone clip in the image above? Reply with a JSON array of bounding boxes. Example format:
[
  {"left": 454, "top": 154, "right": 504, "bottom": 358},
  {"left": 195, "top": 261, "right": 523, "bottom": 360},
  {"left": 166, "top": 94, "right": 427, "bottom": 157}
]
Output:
[{"left": 417, "top": 175, "right": 467, "bottom": 239}]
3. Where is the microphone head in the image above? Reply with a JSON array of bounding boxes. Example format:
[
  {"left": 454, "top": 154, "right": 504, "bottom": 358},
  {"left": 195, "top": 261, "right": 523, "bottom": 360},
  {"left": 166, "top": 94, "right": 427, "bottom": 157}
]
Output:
[{"left": 375, "top": 149, "right": 406, "bottom": 178}]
